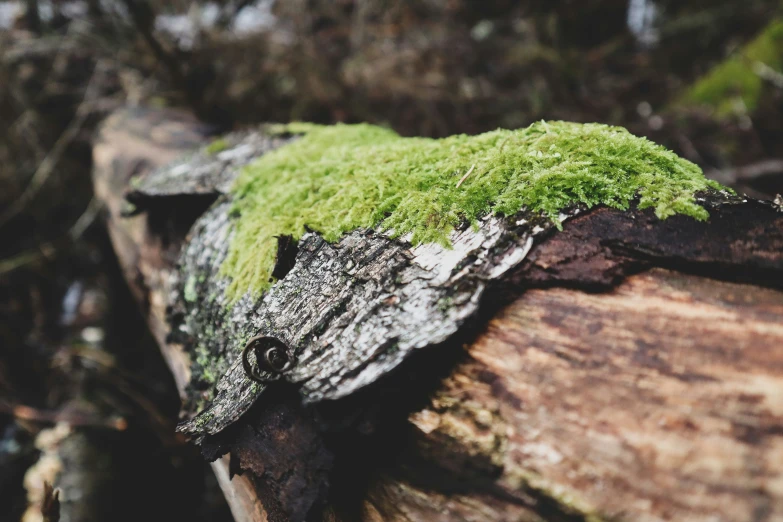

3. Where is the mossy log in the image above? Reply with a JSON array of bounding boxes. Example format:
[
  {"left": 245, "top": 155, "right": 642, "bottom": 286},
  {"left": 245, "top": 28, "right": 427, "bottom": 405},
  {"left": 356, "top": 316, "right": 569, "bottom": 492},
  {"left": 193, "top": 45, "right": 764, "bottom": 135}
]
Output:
[{"left": 93, "top": 107, "right": 783, "bottom": 522}]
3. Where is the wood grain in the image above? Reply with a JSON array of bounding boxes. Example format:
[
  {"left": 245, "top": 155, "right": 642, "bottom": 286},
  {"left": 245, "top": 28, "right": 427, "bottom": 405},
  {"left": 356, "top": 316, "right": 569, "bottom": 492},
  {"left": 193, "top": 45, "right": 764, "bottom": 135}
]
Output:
[{"left": 389, "top": 269, "right": 783, "bottom": 522}]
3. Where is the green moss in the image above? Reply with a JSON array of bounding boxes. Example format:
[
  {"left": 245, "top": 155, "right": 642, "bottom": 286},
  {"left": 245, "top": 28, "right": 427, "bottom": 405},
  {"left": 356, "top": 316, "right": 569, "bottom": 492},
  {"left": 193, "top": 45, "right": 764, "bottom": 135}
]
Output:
[
  {"left": 223, "top": 121, "right": 722, "bottom": 300},
  {"left": 204, "top": 137, "right": 230, "bottom": 155},
  {"left": 685, "top": 19, "right": 783, "bottom": 115}
]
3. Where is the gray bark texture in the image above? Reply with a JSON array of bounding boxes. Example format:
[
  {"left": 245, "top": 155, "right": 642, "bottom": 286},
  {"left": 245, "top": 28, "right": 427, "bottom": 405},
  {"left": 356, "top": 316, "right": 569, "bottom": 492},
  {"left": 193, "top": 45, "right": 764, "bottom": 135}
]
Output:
[{"left": 94, "top": 106, "right": 783, "bottom": 522}]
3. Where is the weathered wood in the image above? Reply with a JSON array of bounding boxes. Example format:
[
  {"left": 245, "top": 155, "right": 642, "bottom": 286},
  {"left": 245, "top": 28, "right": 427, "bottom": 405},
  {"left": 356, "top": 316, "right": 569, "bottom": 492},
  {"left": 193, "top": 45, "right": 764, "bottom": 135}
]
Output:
[
  {"left": 380, "top": 269, "right": 783, "bottom": 521},
  {"left": 93, "top": 107, "right": 783, "bottom": 522},
  {"left": 91, "top": 107, "right": 265, "bottom": 522}
]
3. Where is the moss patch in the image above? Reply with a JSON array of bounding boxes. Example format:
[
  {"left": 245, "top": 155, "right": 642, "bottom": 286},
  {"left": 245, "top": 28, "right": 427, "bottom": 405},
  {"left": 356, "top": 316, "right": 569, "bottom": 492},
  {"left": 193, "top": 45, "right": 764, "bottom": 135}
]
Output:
[
  {"left": 223, "top": 121, "right": 722, "bottom": 300},
  {"left": 684, "top": 19, "right": 783, "bottom": 116},
  {"left": 204, "top": 137, "right": 230, "bottom": 155}
]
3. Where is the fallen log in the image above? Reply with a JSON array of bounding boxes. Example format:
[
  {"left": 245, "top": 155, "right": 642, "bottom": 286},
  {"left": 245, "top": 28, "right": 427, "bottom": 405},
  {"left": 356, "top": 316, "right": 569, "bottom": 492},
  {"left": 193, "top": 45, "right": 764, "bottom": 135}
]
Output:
[{"left": 93, "top": 106, "right": 783, "bottom": 522}]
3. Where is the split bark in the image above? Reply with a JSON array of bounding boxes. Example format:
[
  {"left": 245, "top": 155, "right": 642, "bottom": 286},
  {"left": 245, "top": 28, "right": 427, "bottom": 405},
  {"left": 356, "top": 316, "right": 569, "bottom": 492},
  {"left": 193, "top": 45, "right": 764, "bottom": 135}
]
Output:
[{"left": 93, "top": 106, "right": 783, "bottom": 522}]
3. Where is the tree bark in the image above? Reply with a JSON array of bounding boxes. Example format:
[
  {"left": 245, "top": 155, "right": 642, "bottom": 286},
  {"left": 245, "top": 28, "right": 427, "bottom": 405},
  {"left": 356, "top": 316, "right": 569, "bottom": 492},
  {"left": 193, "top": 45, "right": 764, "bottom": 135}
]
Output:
[{"left": 93, "top": 107, "right": 783, "bottom": 522}]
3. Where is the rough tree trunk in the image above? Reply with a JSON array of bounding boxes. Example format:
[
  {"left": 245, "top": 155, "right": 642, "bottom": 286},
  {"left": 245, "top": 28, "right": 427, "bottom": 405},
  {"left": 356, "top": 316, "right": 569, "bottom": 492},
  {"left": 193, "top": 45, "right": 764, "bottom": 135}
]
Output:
[{"left": 92, "top": 107, "right": 783, "bottom": 522}]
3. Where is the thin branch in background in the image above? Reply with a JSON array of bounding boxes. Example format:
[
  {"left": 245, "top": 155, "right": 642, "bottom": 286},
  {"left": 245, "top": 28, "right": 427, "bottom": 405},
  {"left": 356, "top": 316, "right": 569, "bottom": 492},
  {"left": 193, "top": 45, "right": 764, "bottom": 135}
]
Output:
[
  {"left": 350, "top": 0, "right": 370, "bottom": 52},
  {"left": 0, "top": 197, "right": 103, "bottom": 276},
  {"left": 25, "top": 0, "right": 41, "bottom": 33},
  {"left": 706, "top": 159, "right": 783, "bottom": 185},
  {"left": 0, "top": 61, "right": 107, "bottom": 229},
  {"left": 0, "top": 400, "right": 127, "bottom": 430},
  {"left": 67, "top": 196, "right": 103, "bottom": 241},
  {"left": 674, "top": 130, "right": 706, "bottom": 164},
  {"left": 120, "top": 0, "right": 197, "bottom": 111},
  {"left": 54, "top": 344, "right": 177, "bottom": 442},
  {"left": 0, "top": 243, "right": 56, "bottom": 276}
]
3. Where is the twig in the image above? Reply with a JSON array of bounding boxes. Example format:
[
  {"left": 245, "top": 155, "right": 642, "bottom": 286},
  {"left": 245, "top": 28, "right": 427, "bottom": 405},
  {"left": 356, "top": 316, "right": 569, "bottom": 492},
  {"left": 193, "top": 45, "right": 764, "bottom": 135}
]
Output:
[
  {"left": 0, "top": 197, "right": 102, "bottom": 276},
  {"left": 67, "top": 196, "right": 103, "bottom": 241},
  {"left": 456, "top": 164, "right": 476, "bottom": 188},
  {"left": 121, "top": 0, "right": 201, "bottom": 113},
  {"left": 0, "top": 243, "right": 57, "bottom": 276},
  {"left": 0, "top": 401, "right": 127, "bottom": 430},
  {"left": 0, "top": 62, "right": 106, "bottom": 228},
  {"left": 56, "top": 345, "right": 178, "bottom": 443},
  {"left": 25, "top": 0, "right": 41, "bottom": 33},
  {"left": 350, "top": 0, "right": 370, "bottom": 52},
  {"left": 706, "top": 159, "right": 783, "bottom": 185}
]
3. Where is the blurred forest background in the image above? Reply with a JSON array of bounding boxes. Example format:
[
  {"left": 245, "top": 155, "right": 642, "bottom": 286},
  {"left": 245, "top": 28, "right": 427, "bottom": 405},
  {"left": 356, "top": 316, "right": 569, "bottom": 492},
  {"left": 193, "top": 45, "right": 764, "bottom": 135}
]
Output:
[{"left": 1, "top": 1, "right": 782, "bottom": 520}]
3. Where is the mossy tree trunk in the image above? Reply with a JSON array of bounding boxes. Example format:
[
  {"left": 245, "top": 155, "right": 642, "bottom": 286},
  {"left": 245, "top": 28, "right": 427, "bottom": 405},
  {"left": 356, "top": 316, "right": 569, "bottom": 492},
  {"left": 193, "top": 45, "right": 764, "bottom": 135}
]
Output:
[{"left": 93, "top": 107, "right": 783, "bottom": 522}]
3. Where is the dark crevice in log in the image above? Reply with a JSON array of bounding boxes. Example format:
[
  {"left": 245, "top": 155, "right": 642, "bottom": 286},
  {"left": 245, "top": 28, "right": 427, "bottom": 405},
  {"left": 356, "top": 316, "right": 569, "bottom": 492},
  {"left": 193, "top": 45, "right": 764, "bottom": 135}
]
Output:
[
  {"left": 126, "top": 193, "right": 220, "bottom": 255},
  {"left": 271, "top": 235, "right": 299, "bottom": 281},
  {"left": 319, "top": 343, "right": 477, "bottom": 520}
]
